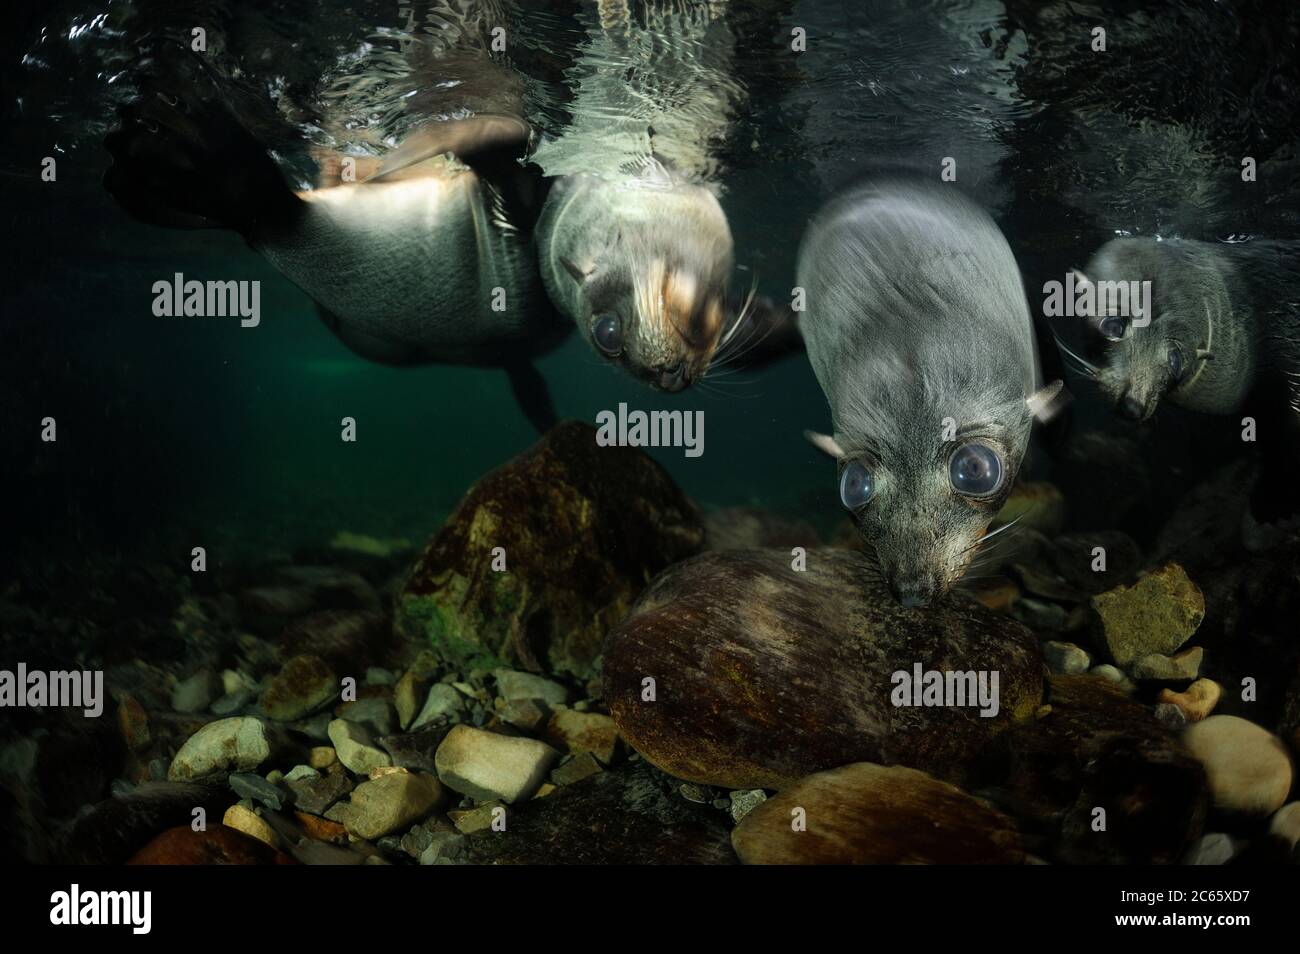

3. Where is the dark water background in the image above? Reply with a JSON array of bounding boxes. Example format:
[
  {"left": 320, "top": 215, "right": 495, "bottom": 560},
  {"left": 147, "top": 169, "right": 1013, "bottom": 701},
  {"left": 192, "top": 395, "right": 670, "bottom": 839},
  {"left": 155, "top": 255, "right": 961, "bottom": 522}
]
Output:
[{"left": 2, "top": 0, "right": 1298, "bottom": 575}]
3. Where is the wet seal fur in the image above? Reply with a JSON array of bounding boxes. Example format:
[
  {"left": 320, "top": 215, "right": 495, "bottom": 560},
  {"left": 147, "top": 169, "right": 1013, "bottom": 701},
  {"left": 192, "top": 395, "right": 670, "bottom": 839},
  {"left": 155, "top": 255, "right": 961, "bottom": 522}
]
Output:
[
  {"left": 538, "top": 158, "right": 733, "bottom": 392},
  {"left": 798, "top": 180, "right": 1063, "bottom": 606},
  {"left": 103, "top": 50, "right": 789, "bottom": 431},
  {"left": 1071, "top": 237, "right": 1300, "bottom": 422}
]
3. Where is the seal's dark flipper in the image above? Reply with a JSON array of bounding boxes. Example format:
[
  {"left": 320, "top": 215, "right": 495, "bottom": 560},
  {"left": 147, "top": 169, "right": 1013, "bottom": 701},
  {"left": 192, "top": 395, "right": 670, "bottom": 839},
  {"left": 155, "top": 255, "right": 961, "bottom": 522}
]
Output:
[
  {"left": 505, "top": 361, "right": 558, "bottom": 434},
  {"left": 103, "top": 55, "right": 299, "bottom": 236},
  {"left": 712, "top": 295, "right": 804, "bottom": 373}
]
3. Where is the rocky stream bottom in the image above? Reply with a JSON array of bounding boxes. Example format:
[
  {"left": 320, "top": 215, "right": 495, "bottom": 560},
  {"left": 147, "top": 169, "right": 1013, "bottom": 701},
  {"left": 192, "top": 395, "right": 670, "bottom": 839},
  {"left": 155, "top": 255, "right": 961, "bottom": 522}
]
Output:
[{"left": 2, "top": 422, "right": 1299, "bottom": 865}]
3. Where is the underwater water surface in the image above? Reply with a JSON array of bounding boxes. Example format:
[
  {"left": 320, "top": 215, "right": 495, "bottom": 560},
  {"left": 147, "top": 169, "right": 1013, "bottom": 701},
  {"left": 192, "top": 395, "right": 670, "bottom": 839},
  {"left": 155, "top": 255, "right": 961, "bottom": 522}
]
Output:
[{"left": 1, "top": 0, "right": 1299, "bottom": 878}]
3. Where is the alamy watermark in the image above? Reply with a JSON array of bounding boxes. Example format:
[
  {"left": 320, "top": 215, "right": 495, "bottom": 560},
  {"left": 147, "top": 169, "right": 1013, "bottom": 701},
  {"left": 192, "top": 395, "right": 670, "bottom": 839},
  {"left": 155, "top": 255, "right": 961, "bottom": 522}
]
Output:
[
  {"left": 595, "top": 403, "right": 704, "bottom": 458},
  {"left": 0, "top": 664, "right": 103, "bottom": 717},
  {"left": 50, "top": 884, "right": 150, "bottom": 934},
  {"left": 1042, "top": 272, "right": 1151, "bottom": 326},
  {"left": 891, "top": 663, "right": 1000, "bottom": 718},
  {"left": 152, "top": 272, "right": 260, "bottom": 327}
]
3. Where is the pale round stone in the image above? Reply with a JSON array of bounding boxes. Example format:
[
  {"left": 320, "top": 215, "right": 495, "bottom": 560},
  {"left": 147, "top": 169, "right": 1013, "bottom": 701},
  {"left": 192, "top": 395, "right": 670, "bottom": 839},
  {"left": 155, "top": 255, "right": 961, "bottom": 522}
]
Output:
[{"left": 1183, "top": 715, "right": 1293, "bottom": 815}]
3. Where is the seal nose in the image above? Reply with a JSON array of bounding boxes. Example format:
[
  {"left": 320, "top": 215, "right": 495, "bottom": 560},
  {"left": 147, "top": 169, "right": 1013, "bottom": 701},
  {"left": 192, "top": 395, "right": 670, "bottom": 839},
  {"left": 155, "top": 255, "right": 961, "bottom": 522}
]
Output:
[
  {"left": 887, "top": 578, "right": 932, "bottom": 609},
  {"left": 656, "top": 361, "right": 687, "bottom": 392},
  {"left": 1119, "top": 394, "right": 1144, "bottom": 420}
]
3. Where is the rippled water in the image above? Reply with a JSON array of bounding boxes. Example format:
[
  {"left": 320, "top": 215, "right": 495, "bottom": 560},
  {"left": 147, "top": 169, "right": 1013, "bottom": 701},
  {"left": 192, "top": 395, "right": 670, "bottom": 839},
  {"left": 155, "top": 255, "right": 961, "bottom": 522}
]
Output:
[{"left": 2, "top": 0, "right": 1298, "bottom": 561}]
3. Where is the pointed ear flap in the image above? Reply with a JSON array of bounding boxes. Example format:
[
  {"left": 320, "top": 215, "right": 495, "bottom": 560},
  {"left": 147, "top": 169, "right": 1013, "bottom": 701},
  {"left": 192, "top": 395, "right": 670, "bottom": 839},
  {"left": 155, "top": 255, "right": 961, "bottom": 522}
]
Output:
[
  {"left": 1026, "top": 379, "right": 1070, "bottom": 423},
  {"left": 803, "top": 429, "right": 846, "bottom": 459},
  {"left": 561, "top": 257, "right": 593, "bottom": 284}
]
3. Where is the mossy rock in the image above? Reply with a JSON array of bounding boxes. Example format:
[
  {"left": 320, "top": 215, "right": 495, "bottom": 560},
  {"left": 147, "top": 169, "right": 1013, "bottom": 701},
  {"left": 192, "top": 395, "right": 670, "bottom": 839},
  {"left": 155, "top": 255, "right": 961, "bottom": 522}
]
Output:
[
  {"left": 397, "top": 421, "right": 704, "bottom": 678},
  {"left": 1090, "top": 562, "right": 1205, "bottom": 667}
]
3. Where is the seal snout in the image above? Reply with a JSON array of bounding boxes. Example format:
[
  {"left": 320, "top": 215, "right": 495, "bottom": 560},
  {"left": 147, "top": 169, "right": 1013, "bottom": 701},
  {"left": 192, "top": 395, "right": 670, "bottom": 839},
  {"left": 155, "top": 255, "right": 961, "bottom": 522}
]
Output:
[
  {"left": 655, "top": 360, "right": 688, "bottom": 392},
  {"left": 882, "top": 564, "right": 943, "bottom": 609},
  {"left": 1118, "top": 389, "right": 1156, "bottom": 422},
  {"left": 887, "top": 578, "right": 936, "bottom": 609}
]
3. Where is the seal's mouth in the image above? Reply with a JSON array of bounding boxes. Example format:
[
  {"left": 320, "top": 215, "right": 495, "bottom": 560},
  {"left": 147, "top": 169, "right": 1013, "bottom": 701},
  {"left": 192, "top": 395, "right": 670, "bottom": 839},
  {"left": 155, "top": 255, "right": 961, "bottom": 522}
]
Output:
[
  {"left": 654, "top": 361, "right": 689, "bottom": 392},
  {"left": 1116, "top": 388, "right": 1159, "bottom": 422},
  {"left": 632, "top": 262, "right": 725, "bottom": 391}
]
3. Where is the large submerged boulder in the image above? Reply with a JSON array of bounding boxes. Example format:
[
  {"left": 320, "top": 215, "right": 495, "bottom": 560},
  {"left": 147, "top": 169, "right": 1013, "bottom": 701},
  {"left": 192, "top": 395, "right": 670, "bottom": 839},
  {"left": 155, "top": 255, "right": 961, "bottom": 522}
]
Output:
[
  {"left": 979, "top": 674, "right": 1209, "bottom": 865},
  {"left": 602, "top": 548, "right": 1045, "bottom": 790},
  {"left": 732, "top": 762, "right": 1024, "bottom": 865},
  {"left": 397, "top": 422, "right": 704, "bottom": 679}
]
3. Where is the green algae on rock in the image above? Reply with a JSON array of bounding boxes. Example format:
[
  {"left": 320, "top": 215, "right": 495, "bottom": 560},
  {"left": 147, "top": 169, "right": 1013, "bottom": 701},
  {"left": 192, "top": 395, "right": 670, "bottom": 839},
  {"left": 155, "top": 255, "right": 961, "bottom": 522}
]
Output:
[
  {"left": 1090, "top": 562, "right": 1205, "bottom": 666},
  {"left": 732, "top": 762, "right": 1024, "bottom": 865},
  {"left": 602, "top": 548, "right": 1044, "bottom": 791},
  {"left": 397, "top": 421, "right": 704, "bottom": 678}
]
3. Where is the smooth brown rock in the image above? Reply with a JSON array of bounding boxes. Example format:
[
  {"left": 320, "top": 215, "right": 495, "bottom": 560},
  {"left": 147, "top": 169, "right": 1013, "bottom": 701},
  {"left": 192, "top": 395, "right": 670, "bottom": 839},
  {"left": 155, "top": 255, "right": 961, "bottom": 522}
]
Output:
[
  {"left": 732, "top": 762, "right": 1024, "bottom": 864},
  {"left": 977, "top": 675, "right": 1208, "bottom": 865},
  {"left": 703, "top": 507, "right": 821, "bottom": 551},
  {"left": 294, "top": 811, "right": 349, "bottom": 844},
  {"left": 1159, "top": 679, "right": 1222, "bottom": 723},
  {"left": 603, "top": 548, "right": 1044, "bottom": 790},
  {"left": 276, "top": 609, "right": 392, "bottom": 671},
  {"left": 59, "top": 782, "right": 232, "bottom": 864},
  {"left": 260, "top": 654, "right": 336, "bottom": 721},
  {"left": 396, "top": 421, "right": 704, "bottom": 678},
  {"left": 544, "top": 709, "right": 620, "bottom": 764},
  {"left": 459, "top": 759, "right": 734, "bottom": 864},
  {"left": 127, "top": 825, "right": 297, "bottom": 865}
]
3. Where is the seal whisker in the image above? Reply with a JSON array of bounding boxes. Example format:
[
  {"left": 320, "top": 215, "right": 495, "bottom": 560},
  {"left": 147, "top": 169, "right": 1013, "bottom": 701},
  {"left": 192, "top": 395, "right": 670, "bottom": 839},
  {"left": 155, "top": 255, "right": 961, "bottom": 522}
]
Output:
[
  {"left": 1051, "top": 330, "right": 1100, "bottom": 379},
  {"left": 716, "top": 275, "right": 761, "bottom": 353},
  {"left": 710, "top": 303, "right": 785, "bottom": 372},
  {"left": 963, "top": 513, "right": 1025, "bottom": 557}
]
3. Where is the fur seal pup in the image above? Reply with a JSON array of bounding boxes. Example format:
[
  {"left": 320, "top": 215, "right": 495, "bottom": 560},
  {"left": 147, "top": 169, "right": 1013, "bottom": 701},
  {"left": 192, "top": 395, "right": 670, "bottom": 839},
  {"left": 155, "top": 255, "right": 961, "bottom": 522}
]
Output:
[
  {"left": 104, "top": 74, "right": 570, "bottom": 431},
  {"left": 799, "top": 181, "right": 1063, "bottom": 607},
  {"left": 103, "top": 41, "right": 773, "bottom": 428},
  {"left": 537, "top": 158, "right": 733, "bottom": 392},
  {"left": 1068, "top": 237, "right": 1300, "bottom": 422}
]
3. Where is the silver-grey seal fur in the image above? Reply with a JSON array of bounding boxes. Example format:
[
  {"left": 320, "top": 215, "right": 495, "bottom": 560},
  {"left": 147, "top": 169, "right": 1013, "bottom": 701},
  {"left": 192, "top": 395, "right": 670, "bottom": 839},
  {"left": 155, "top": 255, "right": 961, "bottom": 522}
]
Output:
[
  {"left": 104, "top": 5, "right": 757, "bottom": 425},
  {"left": 1072, "top": 237, "right": 1300, "bottom": 421},
  {"left": 799, "top": 180, "right": 1062, "bottom": 606}
]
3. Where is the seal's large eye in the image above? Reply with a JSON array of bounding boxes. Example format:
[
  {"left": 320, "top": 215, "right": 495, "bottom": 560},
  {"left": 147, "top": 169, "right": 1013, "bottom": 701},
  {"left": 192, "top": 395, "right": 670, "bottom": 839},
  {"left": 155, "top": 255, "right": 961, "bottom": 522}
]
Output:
[
  {"left": 949, "top": 443, "right": 1004, "bottom": 497},
  {"left": 1099, "top": 315, "right": 1128, "bottom": 341},
  {"left": 593, "top": 315, "right": 624, "bottom": 356},
  {"left": 839, "top": 461, "right": 875, "bottom": 510},
  {"left": 1167, "top": 343, "right": 1185, "bottom": 381}
]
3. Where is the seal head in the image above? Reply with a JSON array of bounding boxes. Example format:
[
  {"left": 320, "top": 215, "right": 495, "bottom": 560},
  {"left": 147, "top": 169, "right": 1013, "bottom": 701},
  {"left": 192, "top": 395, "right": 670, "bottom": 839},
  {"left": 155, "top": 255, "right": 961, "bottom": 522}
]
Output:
[
  {"left": 537, "top": 167, "right": 733, "bottom": 391},
  {"left": 799, "top": 181, "right": 1055, "bottom": 606},
  {"left": 1077, "top": 238, "right": 1255, "bottom": 420}
]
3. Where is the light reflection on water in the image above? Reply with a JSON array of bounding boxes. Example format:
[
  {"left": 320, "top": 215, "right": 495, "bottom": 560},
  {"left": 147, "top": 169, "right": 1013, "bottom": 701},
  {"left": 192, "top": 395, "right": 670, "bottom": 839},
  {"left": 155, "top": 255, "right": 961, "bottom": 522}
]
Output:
[{"left": 2, "top": 0, "right": 1298, "bottom": 553}]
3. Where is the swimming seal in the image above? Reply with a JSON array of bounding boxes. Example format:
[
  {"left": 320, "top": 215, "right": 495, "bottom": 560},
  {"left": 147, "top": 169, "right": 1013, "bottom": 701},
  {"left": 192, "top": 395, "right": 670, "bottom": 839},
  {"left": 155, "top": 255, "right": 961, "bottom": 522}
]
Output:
[
  {"left": 537, "top": 158, "right": 733, "bottom": 392},
  {"left": 1069, "top": 237, "right": 1300, "bottom": 422},
  {"left": 104, "top": 69, "right": 570, "bottom": 432},
  {"left": 798, "top": 180, "right": 1063, "bottom": 607},
  {"left": 103, "top": 31, "right": 790, "bottom": 430}
]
